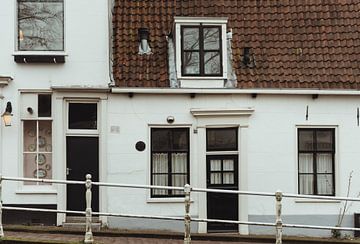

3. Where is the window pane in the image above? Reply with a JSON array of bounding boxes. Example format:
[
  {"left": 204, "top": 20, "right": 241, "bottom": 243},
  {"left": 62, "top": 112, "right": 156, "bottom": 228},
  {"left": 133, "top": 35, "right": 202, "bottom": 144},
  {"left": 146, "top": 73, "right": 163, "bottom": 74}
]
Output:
[
  {"left": 298, "top": 153, "right": 313, "bottom": 173},
  {"left": 183, "top": 52, "right": 200, "bottom": 75},
  {"left": 211, "top": 173, "right": 222, "bottom": 184},
  {"left": 316, "top": 154, "right": 332, "bottom": 173},
  {"left": 152, "top": 153, "right": 168, "bottom": 173},
  {"left": 18, "top": 0, "right": 64, "bottom": 51},
  {"left": 183, "top": 28, "right": 199, "bottom": 50},
  {"left": 38, "top": 94, "right": 51, "bottom": 117},
  {"left": 152, "top": 175, "right": 168, "bottom": 195},
  {"left": 299, "top": 130, "right": 313, "bottom": 151},
  {"left": 203, "top": 28, "right": 220, "bottom": 50},
  {"left": 223, "top": 159, "right": 234, "bottom": 171},
  {"left": 152, "top": 129, "right": 170, "bottom": 151},
  {"left": 39, "top": 153, "right": 52, "bottom": 185},
  {"left": 24, "top": 121, "right": 36, "bottom": 152},
  {"left": 207, "top": 128, "right": 237, "bottom": 151},
  {"left": 171, "top": 153, "right": 187, "bottom": 173},
  {"left": 23, "top": 153, "right": 37, "bottom": 185},
  {"left": 223, "top": 173, "right": 234, "bottom": 184},
  {"left": 172, "top": 175, "right": 187, "bottom": 195},
  {"left": 68, "top": 103, "right": 97, "bottom": 129},
  {"left": 299, "top": 175, "right": 314, "bottom": 194},
  {"left": 316, "top": 130, "right": 333, "bottom": 151},
  {"left": 172, "top": 129, "right": 188, "bottom": 150},
  {"left": 39, "top": 121, "right": 52, "bottom": 152},
  {"left": 204, "top": 52, "right": 221, "bottom": 74},
  {"left": 210, "top": 159, "right": 221, "bottom": 171},
  {"left": 317, "top": 174, "right": 333, "bottom": 195}
]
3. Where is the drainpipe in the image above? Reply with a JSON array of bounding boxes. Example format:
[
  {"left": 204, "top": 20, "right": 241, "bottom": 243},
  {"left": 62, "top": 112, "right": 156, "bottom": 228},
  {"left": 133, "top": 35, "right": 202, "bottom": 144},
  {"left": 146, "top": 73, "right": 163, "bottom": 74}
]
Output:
[{"left": 108, "top": 0, "right": 115, "bottom": 87}]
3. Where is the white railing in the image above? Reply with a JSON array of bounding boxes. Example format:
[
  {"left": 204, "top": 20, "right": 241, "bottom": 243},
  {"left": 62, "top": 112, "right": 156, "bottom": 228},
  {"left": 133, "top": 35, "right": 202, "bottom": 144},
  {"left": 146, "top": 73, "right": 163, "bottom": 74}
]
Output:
[{"left": 0, "top": 175, "right": 359, "bottom": 244}]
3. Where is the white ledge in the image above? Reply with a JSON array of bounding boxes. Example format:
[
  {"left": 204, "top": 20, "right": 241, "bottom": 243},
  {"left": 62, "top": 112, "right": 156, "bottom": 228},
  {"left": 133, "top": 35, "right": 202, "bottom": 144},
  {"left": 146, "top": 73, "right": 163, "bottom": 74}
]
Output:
[
  {"left": 295, "top": 199, "right": 341, "bottom": 204},
  {"left": 0, "top": 76, "right": 13, "bottom": 87},
  {"left": 111, "top": 88, "right": 360, "bottom": 96},
  {"left": 191, "top": 108, "right": 254, "bottom": 117}
]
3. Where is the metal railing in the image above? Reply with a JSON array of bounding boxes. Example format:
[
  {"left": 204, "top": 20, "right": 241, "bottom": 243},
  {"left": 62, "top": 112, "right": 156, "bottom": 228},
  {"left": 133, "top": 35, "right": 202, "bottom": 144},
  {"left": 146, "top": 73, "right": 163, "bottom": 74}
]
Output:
[{"left": 0, "top": 175, "right": 359, "bottom": 244}]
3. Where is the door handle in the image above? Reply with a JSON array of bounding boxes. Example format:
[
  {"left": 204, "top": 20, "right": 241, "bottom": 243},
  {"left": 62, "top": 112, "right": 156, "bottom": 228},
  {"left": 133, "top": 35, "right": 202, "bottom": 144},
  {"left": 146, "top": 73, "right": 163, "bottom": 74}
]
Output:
[{"left": 66, "top": 167, "right": 72, "bottom": 176}]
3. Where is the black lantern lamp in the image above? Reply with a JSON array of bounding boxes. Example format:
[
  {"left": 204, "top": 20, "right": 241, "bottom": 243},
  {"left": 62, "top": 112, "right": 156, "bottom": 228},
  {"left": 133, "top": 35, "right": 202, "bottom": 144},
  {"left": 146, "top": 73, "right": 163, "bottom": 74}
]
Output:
[{"left": 2, "top": 102, "right": 13, "bottom": 126}]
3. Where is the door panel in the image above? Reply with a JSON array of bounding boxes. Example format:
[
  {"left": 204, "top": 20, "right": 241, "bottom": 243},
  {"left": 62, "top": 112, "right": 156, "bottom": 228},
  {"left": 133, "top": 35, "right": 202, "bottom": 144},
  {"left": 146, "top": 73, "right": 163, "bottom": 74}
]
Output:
[
  {"left": 66, "top": 137, "right": 99, "bottom": 214},
  {"left": 207, "top": 155, "right": 238, "bottom": 232}
]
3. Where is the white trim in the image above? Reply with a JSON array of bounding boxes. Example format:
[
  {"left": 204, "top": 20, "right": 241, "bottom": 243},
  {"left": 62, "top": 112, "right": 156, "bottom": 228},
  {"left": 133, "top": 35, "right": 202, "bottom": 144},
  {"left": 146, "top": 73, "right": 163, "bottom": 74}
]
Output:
[
  {"left": 16, "top": 189, "right": 57, "bottom": 195},
  {"left": 191, "top": 108, "right": 254, "bottom": 117},
  {"left": 111, "top": 88, "right": 360, "bottom": 96},
  {"left": 174, "top": 16, "right": 228, "bottom": 24},
  {"left": 13, "top": 51, "right": 67, "bottom": 56},
  {"left": 206, "top": 151, "right": 239, "bottom": 155}
]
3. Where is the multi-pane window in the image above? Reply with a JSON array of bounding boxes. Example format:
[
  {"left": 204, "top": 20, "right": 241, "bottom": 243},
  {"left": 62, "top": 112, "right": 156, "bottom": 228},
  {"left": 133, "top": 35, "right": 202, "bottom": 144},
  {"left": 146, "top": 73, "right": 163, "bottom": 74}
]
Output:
[
  {"left": 181, "top": 26, "right": 222, "bottom": 76},
  {"left": 17, "top": 0, "right": 64, "bottom": 51},
  {"left": 298, "top": 128, "right": 335, "bottom": 196},
  {"left": 23, "top": 94, "right": 52, "bottom": 185},
  {"left": 206, "top": 128, "right": 238, "bottom": 187},
  {"left": 151, "top": 128, "right": 189, "bottom": 197}
]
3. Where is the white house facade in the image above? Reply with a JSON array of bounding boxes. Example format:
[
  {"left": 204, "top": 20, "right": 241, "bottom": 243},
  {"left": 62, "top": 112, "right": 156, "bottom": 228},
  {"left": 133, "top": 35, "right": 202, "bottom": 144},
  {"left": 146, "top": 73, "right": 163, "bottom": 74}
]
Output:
[{"left": 0, "top": 0, "right": 359, "bottom": 238}]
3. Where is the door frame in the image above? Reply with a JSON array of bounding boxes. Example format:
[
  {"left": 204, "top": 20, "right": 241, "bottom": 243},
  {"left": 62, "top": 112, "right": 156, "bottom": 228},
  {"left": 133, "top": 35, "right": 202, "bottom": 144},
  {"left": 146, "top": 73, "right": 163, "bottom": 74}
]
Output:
[{"left": 55, "top": 95, "right": 108, "bottom": 226}]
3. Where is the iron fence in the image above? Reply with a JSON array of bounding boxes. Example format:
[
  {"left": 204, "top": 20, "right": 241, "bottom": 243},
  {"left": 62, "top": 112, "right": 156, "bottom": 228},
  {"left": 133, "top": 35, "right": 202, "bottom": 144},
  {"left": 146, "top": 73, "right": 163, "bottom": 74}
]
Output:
[{"left": 0, "top": 175, "right": 359, "bottom": 244}]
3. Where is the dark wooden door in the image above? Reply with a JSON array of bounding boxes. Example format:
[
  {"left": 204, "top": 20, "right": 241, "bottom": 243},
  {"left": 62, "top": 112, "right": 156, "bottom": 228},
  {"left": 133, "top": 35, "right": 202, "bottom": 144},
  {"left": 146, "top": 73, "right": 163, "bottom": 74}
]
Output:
[
  {"left": 66, "top": 136, "right": 99, "bottom": 214},
  {"left": 207, "top": 155, "right": 238, "bottom": 232}
]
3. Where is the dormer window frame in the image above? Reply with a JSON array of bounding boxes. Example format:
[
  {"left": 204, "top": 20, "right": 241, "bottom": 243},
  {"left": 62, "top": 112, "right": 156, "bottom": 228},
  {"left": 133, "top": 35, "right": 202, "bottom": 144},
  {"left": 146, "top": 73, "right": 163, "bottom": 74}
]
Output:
[{"left": 174, "top": 17, "right": 228, "bottom": 80}]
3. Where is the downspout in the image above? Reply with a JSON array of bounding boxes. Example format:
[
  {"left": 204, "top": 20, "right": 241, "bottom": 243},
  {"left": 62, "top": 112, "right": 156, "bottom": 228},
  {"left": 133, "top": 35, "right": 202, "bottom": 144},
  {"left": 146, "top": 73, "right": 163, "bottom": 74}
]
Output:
[{"left": 108, "top": 0, "right": 115, "bottom": 87}]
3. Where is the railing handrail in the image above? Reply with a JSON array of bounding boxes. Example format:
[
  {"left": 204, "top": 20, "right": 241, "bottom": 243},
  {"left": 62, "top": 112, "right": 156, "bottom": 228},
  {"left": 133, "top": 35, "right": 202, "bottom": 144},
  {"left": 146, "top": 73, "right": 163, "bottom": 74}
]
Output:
[{"left": 2, "top": 176, "right": 360, "bottom": 202}]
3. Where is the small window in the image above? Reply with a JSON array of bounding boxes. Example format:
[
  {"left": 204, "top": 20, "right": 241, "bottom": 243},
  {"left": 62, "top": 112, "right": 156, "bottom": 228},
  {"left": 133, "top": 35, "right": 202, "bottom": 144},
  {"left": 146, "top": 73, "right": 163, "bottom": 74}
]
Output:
[
  {"left": 17, "top": 0, "right": 64, "bottom": 51},
  {"left": 206, "top": 128, "right": 238, "bottom": 151},
  {"left": 181, "top": 26, "right": 222, "bottom": 76},
  {"left": 68, "top": 103, "right": 97, "bottom": 130},
  {"left": 298, "top": 128, "right": 335, "bottom": 196},
  {"left": 151, "top": 128, "right": 189, "bottom": 197},
  {"left": 38, "top": 94, "right": 51, "bottom": 117}
]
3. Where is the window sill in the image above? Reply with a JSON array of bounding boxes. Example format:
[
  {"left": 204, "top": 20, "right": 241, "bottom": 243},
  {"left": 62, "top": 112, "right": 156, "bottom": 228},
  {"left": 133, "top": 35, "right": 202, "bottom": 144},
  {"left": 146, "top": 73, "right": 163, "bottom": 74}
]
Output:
[
  {"left": 147, "top": 198, "right": 194, "bottom": 203},
  {"left": 13, "top": 52, "right": 67, "bottom": 64},
  {"left": 16, "top": 186, "right": 57, "bottom": 195},
  {"left": 13, "top": 51, "right": 67, "bottom": 56},
  {"left": 295, "top": 199, "right": 341, "bottom": 203},
  {"left": 180, "top": 79, "right": 224, "bottom": 88}
]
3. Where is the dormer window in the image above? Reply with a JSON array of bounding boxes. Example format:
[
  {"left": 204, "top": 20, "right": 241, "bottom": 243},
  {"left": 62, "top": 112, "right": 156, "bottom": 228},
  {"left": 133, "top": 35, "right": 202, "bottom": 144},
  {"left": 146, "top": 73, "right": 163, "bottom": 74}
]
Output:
[
  {"left": 181, "top": 26, "right": 222, "bottom": 76},
  {"left": 174, "top": 17, "right": 228, "bottom": 88}
]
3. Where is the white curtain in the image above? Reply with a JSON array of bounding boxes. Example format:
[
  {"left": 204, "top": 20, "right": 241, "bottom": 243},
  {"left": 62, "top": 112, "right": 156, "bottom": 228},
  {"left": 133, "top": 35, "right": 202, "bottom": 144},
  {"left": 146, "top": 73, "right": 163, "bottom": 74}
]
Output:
[
  {"left": 172, "top": 153, "right": 187, "bottom": 195},
  {"left": 317, "top": 153, "right": 333, "bottom": 195},
  {"left": 223, "top": 159, "right": 234, "bottom": 184},
  {"left": 152, "top": 153, "right": 168, "bottom": 195},
  {"left": 210, "top": 160, "right": 221, "bottom": 184},
  {"left": 299, "top": 153, "right": 313, "bottom": 194}
]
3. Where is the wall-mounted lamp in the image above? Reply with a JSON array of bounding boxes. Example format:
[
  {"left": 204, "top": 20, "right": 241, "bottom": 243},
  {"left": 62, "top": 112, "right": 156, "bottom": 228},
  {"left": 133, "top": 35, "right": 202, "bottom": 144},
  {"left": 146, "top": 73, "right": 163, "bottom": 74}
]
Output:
[
  {"left": 27, "top": 107, "right": 34, "bottom": 114},
  {"left": 138, "top": 28, "right": 152, "bottom": 55},
  {"left": 2, "top": 102, "right": 13, "bottom": 126}
]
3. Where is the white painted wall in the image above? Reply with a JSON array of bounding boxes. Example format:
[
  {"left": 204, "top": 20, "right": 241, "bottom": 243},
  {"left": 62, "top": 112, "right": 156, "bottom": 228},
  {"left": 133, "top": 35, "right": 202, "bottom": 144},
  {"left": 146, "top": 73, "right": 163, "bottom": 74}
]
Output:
[
  {"left": 0, "top": 0, "right": 109, "bottom": 205},
  {"left": 106, "top": 93, "right": 360, "bottom": 234}
]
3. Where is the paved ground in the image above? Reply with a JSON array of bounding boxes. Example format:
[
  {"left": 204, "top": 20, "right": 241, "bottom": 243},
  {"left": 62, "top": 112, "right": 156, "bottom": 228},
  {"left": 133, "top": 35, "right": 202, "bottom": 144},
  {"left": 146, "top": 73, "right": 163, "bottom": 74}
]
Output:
[{"left": 5, "top": 231, "right": 266, "bottom": 244}]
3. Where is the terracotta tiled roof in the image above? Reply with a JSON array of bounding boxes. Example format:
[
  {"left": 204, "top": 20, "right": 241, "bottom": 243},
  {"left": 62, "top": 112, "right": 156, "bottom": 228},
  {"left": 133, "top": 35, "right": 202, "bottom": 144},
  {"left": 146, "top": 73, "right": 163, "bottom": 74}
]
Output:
[{"left": 113, "top": 0, "right": 360, "bottom": 89}]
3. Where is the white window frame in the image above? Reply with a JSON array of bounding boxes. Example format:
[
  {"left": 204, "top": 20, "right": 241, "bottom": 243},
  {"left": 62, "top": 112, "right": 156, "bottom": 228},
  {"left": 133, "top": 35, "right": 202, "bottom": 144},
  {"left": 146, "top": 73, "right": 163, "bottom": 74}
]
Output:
[
  {"left": 66, "top": 100, "right": 100, "bottom": 136},
  {"left": 174, "top": 17, "right": 228, "bottom": 81},
  {"left": 14, "top": 0, "right": 66, "bottom": 55}
]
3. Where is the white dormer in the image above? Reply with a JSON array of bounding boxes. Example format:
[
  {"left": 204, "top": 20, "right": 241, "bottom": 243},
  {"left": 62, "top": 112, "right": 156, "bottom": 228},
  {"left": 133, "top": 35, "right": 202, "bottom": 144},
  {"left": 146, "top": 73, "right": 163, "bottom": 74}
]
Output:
[{"left": 174, "top": 17, "right": 228, "bottom": 88}]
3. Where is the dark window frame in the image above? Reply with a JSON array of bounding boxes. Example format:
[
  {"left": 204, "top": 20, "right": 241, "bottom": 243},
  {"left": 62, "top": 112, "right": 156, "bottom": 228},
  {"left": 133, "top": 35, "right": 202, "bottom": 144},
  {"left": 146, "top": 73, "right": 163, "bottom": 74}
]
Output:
[
  {"left": 297, "top": 128, "right": 335, "bottom": 196},
  {"left": 206, "top": 128, "right": 238, "bottom": 151},
  {"left": 181, "top": 25, "right": 223, "bottom": 77},
  {"left": 150, "top": 128, "right": 190, "bottom": 198},
  {"left": 206, "top": 155, "right": 238, "bottom": 189}
]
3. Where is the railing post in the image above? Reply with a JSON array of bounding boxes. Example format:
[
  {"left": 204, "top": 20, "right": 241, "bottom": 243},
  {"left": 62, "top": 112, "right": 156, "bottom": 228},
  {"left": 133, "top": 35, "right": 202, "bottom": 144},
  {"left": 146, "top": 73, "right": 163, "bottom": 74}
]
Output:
[
  {"left": 275, "top": 190, "right": 283, "bottom": 244},
  {"left": 84, "top": 174, "right": 93, "bottom": 243},
  {"left": 0, "top": 175, "right": 3, "bottom": 238},
  {"left": 184, "top": 184, "right": 191, "bottom": 244}
]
